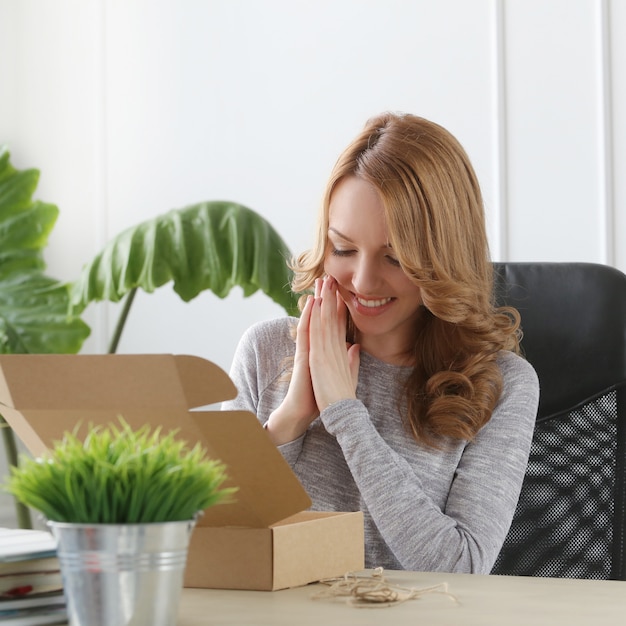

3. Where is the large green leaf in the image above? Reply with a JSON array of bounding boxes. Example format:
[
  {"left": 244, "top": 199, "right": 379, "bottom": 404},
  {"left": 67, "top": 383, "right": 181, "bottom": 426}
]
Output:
[
  {"left": 0, "top": 146, "right": 90, "bottom": 354},
  {"left": 69, "top": 201, "right": 300, "bottom": 317}
]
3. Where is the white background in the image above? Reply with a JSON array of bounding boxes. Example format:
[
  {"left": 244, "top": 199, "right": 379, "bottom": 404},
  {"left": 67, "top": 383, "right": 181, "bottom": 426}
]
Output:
[{"left": 1, "top": 0, "right": 624, "bottom": 373}]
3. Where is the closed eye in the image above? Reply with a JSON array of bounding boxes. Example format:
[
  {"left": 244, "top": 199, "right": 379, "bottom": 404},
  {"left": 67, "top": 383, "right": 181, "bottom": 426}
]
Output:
[
  {"left": 386, "top": 255, "right": 401, "bottom": 267},
  {"left": 331, "top": 248, "right": 355, "bottom": 257}
]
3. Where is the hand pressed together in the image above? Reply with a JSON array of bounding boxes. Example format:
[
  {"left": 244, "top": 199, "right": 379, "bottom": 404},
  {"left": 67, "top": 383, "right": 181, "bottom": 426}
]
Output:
[{"left": 265, "top": 276, "right": 360, "bottom": 445}]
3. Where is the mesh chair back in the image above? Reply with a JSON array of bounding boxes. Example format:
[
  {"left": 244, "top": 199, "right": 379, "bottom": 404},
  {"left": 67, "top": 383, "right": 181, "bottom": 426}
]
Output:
[{"left": 490, "top": 262, "right": 626, "bottom": 580}]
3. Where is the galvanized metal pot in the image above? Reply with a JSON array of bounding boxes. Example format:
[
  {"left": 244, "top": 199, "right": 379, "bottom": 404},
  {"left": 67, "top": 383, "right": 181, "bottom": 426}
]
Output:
[{"left": 48, "top": 519, "right": 196, "bottom": 626}]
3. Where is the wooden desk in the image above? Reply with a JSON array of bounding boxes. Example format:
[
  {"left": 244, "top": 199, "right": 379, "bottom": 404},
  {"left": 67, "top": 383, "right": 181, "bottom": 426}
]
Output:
[{"left": 178, "top": 569, "right": 626, "bottom": 625}]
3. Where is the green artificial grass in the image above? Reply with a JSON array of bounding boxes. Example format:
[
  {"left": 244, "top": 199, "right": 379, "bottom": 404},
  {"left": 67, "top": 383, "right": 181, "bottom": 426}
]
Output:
[{"left": 3, "top": 418, "right": 237, "bottom": 524}]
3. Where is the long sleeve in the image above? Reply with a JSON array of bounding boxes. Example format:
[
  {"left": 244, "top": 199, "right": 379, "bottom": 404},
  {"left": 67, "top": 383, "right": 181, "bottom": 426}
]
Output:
[
  {"left": 222, "top": 317, "right": 305, "bottom": 466},
  {"left": 319, "top": 353, "right": 539, "bottom": 573},
  {"left": 223, "top": 317, "right": 539, "bottom": 573}
]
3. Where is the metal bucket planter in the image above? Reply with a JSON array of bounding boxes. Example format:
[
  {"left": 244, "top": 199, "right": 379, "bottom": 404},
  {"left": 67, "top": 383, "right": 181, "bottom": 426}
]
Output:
[{"left": 48, "top": 519, "right": 196, "bottom": 626}]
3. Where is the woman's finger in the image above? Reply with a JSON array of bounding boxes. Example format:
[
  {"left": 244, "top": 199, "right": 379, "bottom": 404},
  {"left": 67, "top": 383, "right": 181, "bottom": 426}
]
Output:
[
  {"left": 348, "top": 343, "right": 361, "bottom": 389},
  {"left": 314, "top": 277, "right": 322, "bottom": 298},
  {"left": 319, "top": 275, "right": 340, "bottom": 332},
  {"left": 297, "top": 295, "right": 313, "bottom": 344}
]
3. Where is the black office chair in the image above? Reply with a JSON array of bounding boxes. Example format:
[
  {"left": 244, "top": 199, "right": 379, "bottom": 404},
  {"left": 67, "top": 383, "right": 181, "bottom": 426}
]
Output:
[{"left": 489, "top": 262, "right": 626, "bottom": 580}]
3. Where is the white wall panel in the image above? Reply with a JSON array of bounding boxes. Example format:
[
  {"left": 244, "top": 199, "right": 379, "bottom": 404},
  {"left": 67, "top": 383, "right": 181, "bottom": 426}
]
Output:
[
  {"left": 504, "top": 0, "right": 605, "bottom": 262},
  {"left": 611, "top": 0, "right": 626, "bottom": 272},
  {"left": 1, "top": 0, "right": 624, "bottom": 373},
  {"left": 0, "top": 1, "right": 102, "bottom": 279},
  {"left": 0, "top": 0, "right": 108, "bottom": 352}
]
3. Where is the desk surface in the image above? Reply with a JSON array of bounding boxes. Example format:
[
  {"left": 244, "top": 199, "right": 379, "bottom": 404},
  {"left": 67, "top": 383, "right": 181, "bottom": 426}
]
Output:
[{"left": 178, "top": 569, "right": 626, "bottom": 626}]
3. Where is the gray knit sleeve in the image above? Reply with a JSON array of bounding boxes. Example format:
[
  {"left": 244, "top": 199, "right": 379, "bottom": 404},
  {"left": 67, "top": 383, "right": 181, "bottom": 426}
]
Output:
[
  {"left": 222, "top": 317, "right": 305, "bottom": 465},
  {"left": 320, "top": 352, "right": 539, "bottom": 573}
]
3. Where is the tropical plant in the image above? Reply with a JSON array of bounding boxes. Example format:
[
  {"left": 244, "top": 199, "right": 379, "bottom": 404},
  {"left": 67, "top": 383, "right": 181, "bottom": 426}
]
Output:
[
  {"left": 68, "top": 201, "right": 300, "bottom": 353},
  {"left": 3, "top": 418, "right": 237, "bottom": 524},
  {"left": 0, "top": 146, "right": 90, "bottom": 353},
  {"left": 0, "top": 146, "right": 90, "bottom": 528}
]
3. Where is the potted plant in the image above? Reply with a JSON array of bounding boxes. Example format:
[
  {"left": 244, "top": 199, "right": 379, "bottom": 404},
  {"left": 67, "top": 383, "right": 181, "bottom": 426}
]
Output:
[{"left": 3, "top": 417, "right": 236, "bottom": 626}]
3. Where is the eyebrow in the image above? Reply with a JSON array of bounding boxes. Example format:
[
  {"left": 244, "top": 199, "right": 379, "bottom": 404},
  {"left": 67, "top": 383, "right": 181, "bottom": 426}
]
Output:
[{"left": 328, "top": 227, "right": 393, "bottom": 249}]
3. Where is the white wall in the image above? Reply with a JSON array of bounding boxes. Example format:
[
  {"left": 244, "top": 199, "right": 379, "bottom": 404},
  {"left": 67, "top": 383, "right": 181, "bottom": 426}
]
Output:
[{"left": 1, "top": 0, "right": 624, "bottom": 374}]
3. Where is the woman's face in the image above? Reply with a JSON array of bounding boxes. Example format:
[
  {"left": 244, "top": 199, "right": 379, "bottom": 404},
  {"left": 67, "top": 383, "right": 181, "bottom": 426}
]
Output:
[{"left": 324, "top": 176, "right": 423, "bottom": 362}]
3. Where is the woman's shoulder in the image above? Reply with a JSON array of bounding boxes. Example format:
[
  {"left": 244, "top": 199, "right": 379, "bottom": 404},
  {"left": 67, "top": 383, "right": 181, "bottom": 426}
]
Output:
[
  {"left": 239, "top": 316, "right": 298, "bottom": 352},
  {"left": 496, "top": 350, "right": 539, "bottom": 384},
  {"left": 495, "top": 350, "right": 540, "bottom": 415}
]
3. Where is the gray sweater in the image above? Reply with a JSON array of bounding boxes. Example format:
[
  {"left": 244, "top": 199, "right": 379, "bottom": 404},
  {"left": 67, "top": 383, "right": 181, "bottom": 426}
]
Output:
[{"left": 223, "top": 317, "right": 540, "bottom": 574}]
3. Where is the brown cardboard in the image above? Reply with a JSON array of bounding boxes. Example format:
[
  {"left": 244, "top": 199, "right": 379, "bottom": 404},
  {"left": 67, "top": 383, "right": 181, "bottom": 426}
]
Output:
[
  {"left": 185, "top": 511, "right": 364, "bottom": 591},
  {"left": 0, "top": 354, "right": 365, "bottom": 591}
]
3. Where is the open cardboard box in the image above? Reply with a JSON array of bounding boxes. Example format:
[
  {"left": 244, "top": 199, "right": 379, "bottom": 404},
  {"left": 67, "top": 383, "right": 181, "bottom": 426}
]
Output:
[{"left": 0, "top": 354, "right": 364, "bottom": 591}]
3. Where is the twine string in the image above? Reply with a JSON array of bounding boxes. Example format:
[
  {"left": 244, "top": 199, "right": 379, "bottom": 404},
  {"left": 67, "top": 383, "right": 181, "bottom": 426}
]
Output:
[{"left": 311, "top": 567, "right": 460, "bottom": 608}]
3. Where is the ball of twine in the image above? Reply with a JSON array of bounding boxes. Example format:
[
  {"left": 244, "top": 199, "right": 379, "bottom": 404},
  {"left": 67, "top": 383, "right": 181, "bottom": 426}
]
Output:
[{"left": 312, "top": 567, "right": 459, "bottom": 608}]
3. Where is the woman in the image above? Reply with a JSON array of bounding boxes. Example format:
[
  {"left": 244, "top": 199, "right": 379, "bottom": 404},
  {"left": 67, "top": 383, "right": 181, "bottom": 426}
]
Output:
[{"left": 223, "top": 112, "right": 539, "bottom": 574}]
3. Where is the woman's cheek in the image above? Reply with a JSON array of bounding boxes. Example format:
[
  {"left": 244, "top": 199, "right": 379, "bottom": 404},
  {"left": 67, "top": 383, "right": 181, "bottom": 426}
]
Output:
[
  {"left": 323, "top": 258, "right": 335, "bottom": 279},
  {"left": 323, "top": 258, "right": 344, "bottom": 283}
]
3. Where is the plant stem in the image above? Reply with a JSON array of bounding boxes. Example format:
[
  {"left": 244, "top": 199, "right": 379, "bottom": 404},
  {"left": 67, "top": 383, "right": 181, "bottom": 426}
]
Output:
[
  {"left": 107, "top": 287, "right": 138, "bottom": 354},
  {"left": 1, "top": 416, "right": 33, "bottom": 528}
]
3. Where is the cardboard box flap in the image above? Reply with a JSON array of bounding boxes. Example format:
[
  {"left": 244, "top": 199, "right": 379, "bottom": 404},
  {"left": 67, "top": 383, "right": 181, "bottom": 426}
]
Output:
[
  {"left": 0, "top": 407, "right": 207, "bottom": 460},
  {"left": 174, "top": 355, "right": 237, "bottom": 407},
  {"left": 0, "top": 354, "right": 236, "bottom": 410},
  {"left": 190, "top": 410, "right": 313, "bottom": 528},
  {"left": 0, "top": 354, "right": 312, "bottom": 529}
]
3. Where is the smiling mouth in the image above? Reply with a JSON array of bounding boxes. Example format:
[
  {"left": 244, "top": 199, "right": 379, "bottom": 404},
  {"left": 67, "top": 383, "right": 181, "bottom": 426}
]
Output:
[{"left": 355, "top": 296, "right": 393, "bottom": 308}]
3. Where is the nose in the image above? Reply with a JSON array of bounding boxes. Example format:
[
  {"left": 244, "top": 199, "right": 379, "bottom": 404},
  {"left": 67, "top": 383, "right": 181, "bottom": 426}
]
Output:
[{"left": 351, "top": 255, "right": 384, "bottom": 295}]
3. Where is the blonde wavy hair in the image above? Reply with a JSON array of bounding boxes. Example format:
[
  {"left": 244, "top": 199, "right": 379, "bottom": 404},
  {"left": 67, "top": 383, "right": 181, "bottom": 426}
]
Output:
[{"left": 291, "top": 112, "right": 521, "bottom": 446}]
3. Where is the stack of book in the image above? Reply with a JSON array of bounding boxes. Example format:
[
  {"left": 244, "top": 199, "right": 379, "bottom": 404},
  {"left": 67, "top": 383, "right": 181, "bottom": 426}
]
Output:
[{"left": 0, "top": 527, "right": 67, "bottom": 625}]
